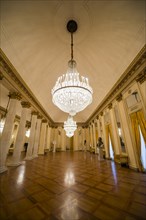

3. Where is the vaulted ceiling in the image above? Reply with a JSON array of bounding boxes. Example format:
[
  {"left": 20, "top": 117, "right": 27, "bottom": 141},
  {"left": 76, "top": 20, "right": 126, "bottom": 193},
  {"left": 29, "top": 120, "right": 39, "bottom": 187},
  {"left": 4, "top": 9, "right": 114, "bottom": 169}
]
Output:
[{"left": 1, "top": 0, "right": 145, "bottom": 123}]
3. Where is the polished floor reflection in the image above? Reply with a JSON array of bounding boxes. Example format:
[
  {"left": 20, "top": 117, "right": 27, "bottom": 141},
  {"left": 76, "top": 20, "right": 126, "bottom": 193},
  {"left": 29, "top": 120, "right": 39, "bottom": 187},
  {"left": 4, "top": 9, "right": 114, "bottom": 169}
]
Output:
[{"left": 0, "top": 152, "right": 146, "bottom": 220}]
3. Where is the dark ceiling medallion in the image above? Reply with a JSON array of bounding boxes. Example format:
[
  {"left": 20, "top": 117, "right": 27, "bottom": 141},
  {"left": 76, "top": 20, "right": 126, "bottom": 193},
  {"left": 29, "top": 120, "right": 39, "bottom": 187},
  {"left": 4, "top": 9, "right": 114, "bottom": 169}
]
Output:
[{"left": 67, "top": 20, "right": 78, "bottom": 33}]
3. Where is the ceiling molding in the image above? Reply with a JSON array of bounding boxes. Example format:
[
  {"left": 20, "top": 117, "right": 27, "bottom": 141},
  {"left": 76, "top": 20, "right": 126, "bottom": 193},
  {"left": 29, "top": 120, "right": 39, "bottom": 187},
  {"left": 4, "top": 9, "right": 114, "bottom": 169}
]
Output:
[
  {"left": 0, "top": 49, "right": 54, "bottom": 125},
  {"left": 85, "top": 44, "right": 146, "bottom": 125},
  {"left": 0, "top": 45, "right": 145, "bottom": 127}
]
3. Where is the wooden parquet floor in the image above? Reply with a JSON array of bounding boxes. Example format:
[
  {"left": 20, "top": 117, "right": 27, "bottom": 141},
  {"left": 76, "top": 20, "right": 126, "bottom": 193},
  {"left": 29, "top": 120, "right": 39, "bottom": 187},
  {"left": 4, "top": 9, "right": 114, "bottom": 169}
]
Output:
[{"left": 0, "top": 152, "right": 146, "bottom": 220}]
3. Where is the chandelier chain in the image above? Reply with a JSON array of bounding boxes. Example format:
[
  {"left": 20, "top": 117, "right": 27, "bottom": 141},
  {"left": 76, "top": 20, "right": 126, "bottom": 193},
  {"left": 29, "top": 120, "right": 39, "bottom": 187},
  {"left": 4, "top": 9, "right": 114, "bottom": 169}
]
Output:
[{"left": 71, "top": 33, "right": 73, "bottom": 60}]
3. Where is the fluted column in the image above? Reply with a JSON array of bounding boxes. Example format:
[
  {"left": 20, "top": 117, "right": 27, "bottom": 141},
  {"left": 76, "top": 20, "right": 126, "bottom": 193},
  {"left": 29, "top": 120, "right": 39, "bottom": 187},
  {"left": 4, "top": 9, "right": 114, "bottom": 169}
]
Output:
[
  {"left": 97, "top": 117, "right": 101, "bottom": 138},
  {"left": 108, "top": 104, "right": 120, "bottom": 155},
  {"left": 38, "top": 119, "right": 47, "bottom": 155},
  {"left": 100, "top": 112, "right": 109, "bottom": 158},
  {"left": 32, "top": 115, "right": 42, "bottom": 158},
  {"left": 89, "top": 124, "right": 93, "bottom": 148},
  {"left": 116, "top": 94, "right": 137, "bottom": 169},
  {"left": 25, "top": 111, "right": 38, "bottom": 160},
  {"left": 0, "top": 92, "right": 22, "bottom": 173},
  {"left": 92, "top": 121, "right": 97, "bottom": 153},
  {"left": 46, "top": 124, "right": 51, "bottom": 151},
  {"left": 73, "top": 128, "right": 79, "bottom": 151},
  {"left": 8, "top": 101, "right": 31, "bottom": 166},
  {"left": 61, "top": 128, "right": 66, "bottom": 151}
]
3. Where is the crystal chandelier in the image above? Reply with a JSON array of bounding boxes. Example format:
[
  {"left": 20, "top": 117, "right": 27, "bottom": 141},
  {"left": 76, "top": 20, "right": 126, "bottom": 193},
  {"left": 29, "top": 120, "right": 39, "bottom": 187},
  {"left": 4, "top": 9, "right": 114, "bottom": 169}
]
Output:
[
  {"left": 52, "top": 20, "right": 93, "bottom": 117},
  {"left": 64, "top": 115, "right": 77, "bottom": 138}
]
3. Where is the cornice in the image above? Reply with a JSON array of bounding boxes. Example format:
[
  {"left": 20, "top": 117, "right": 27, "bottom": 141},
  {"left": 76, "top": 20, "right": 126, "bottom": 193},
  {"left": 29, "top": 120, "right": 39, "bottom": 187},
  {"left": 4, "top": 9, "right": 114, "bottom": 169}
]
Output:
[
  {"left": 0, "top": 49, "right": 54, "bottom": 125},
  {"left": 0, "top": 45, "right": 145, "bottom": 128},
  {"left": 86, "top": 44, "right": 146, "bottom": 125}
]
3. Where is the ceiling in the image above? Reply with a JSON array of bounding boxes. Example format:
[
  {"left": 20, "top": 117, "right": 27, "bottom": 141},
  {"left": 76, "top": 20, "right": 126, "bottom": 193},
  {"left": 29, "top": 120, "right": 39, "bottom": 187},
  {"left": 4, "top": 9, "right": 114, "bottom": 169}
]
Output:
[{"left": 1, "top": 0, "right": 145, "bottom": 123}]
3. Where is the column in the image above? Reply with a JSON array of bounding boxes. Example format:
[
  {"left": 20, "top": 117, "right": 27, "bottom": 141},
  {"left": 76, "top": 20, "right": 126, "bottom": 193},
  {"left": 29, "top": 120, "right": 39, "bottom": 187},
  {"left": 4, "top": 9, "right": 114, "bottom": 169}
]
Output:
[
  {"left": 32, "top": 115, "right": 42, "bottom": 158},
  {"left": 8, "top": 101, "right": 31, "bottom": 166},
  {"left": 89, "top": 124, "right": 93, "bottom": 149},
  {"left": 46, "top": 124, "right": 51, "bottom": 151},
  {"left": 57, "top": 127, "right": 62, "bottom": 150},
  {"left": 92, "top": 121, "right": 97, "bottom": 153},
  {"left": 101, "top": 112, "right": 109, "bottom": 158},
  {"left": 25, "top": 111, "right": 38, "bottom": 160},
  {"left": 61, "top": 128, "right": 66, "bottom": 151},
  {"left": 0, "top": 92, "right": 22, "bottom": 173},
  {"left": 73, "top": 128, "right": 79, "bottom": 151},
  {"left": 108, "top": 104, "right": 120, "bottom": 155},
  {"left": 116, "top": 94, "right": 138, "bottom": 169},
  {"left": 85, "top": 127, "right": 90, "bottom": 151},
  {"left": 97, "top": 117, "right": 101, "bottom": 138},
  {"left": 38, "top": 119, "right": 47, "bottom": 155}
]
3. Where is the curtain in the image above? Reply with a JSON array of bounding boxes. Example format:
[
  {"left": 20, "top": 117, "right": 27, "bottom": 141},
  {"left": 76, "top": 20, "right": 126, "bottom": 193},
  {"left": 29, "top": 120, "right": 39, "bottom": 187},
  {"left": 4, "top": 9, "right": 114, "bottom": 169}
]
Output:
[
  {"left": 130, "top": 112, "right": 143, "bottom": 171},
  {"left": 137, "top": 110, "right": 146, "bottom": 143}
]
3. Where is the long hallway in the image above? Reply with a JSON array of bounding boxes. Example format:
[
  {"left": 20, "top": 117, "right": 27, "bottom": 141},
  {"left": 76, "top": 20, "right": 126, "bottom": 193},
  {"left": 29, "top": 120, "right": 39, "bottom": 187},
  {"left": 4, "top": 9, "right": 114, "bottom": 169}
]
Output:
[{"left": 0, "top": 152, "right": 146, "bottom": 220}]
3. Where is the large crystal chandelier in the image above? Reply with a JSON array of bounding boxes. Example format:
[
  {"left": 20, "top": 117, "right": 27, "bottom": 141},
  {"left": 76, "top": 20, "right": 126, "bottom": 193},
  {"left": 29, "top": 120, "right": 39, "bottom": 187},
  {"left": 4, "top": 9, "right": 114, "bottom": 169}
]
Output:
[
  {"left": 52, "top": 20, "right": 93, "bottom": 117},
  {"left": 64, "top": 115, "right": 77, "bottom": 138}
]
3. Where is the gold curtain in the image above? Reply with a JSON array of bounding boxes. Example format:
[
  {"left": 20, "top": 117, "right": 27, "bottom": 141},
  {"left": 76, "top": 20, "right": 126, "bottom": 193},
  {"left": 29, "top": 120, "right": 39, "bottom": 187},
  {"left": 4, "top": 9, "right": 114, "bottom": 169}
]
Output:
[
  {"left": 137, "top": 110, "right": 146, "bottom": 143},
  {"left": 130, "top": 111, "right": 143, "bottom": 171}
]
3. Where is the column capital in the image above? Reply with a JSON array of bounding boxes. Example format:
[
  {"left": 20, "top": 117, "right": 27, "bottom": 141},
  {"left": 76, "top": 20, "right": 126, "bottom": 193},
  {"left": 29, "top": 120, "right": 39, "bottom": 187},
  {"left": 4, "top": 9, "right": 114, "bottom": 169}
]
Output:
[
  {"left": 25, "top": 121, "right": 31, "bottom": 128},
  {"left": 31, "top": 111, "right": 38, "bottom": 116},
  {"left": 136, "top": 71, "right": 146, "bottom": 84},
  {"left": 21, "top": 101, "right": 31, "bottom": 108},
  {"left": 42, "top": 119, "right": 47, "bottom": 123},
  {"left": 96, "top": 115, "right": 99, "bottom": 120},
  {"left": 37, "top": 115, "right": 43, "bottom": 119},
  {"left": 116, "top": 93, "right": 123, "bottom": 102},
  {"left": 100, "top": 112, "right": 103, "bottom": 116},
  {"left": 108, "top": 103, "right": 112, "bottom": 110},
  {"left": 0, "top": 73, "right": 4, "bottom": 80},
  {"left": 9, "top": 92, "right": 22, "bottom": 100}
]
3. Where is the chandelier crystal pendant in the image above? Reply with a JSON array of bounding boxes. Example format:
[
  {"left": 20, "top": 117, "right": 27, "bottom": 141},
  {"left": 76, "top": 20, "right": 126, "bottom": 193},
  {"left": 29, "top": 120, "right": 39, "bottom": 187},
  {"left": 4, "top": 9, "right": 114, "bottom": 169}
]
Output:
[
  {"left": 52, "top": 20, "right": 93, "bottom": 117},
  {"left": 64, "top": 115, "right": 77, "bottom": 138}
]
